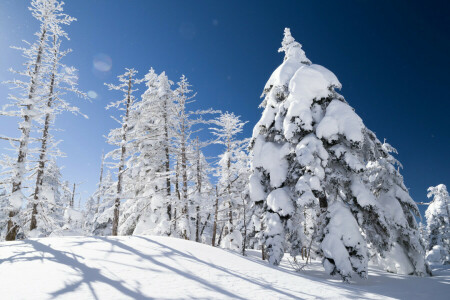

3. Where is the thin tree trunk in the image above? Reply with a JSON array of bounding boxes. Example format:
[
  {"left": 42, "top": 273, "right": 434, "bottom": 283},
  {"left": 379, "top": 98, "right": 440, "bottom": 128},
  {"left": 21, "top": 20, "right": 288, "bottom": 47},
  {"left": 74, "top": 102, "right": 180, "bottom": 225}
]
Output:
[
  {"left": 211, "top": 186, "right": 219, "bottom": 246},
  {"left": 30, "top": 34, "right": 60, "bottom": 231},
  {"left": 163, "top": 97, "right": 171, "bottom": 221},
  {"left": 180, "top": 122, "right": 188, "bottom": 240},
  {"left": 200, "top": 213, "right": 210, "bottom": 237},
  {"left": 71, "top": 183, "right": 76, "bottom": 208},
  {"left": 195, "top": 137, "right": 201, "bottom": 242},
  {"left": 261, "top": 222, "right": 266, "bottom": 260},
  {"left": 174, "top": 159, "right": 180, "bottom": 233},
  {"left": 242, "top": 196, "right": 247, "bottom": 256},
  {"left": 217, "top": 223, "right": 225, "bottom": 246},
  {"left": 6, "top": 26, "right": 47, "bottom": 241},
  {"left": 96, "top": 152, "right": 105, "bottom": 213},
  {"left": 30, "top": 72, "right": 55, "bottom": 231},
  {"left": 112, "top": 74, "right": 133, "bottom": 236}
]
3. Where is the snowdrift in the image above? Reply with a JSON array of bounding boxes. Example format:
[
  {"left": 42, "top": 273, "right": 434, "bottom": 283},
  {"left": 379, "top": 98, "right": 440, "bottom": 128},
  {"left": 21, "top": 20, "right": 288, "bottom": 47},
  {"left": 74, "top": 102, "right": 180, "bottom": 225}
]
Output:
[{"left": 0, "top": 236, "right": 448, "bottom": 299}]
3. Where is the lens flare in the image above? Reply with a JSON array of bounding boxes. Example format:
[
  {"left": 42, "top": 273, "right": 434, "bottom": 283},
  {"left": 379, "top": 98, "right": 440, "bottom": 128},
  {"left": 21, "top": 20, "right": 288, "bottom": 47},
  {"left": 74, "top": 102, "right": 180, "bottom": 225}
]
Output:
[{"left": 93, "top": 53, "right": 112, "bottom": 72}]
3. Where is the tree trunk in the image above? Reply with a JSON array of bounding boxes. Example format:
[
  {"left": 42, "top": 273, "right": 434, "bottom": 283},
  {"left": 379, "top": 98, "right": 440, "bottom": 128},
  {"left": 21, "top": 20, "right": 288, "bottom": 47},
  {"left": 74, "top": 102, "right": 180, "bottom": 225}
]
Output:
[
  {"left": 181, "top": 126, "right": 188, "bottom": 240},
  {"left": 211, "top": 186, "right": 219, "bottom": 246},
  {"left": 163, "top": 97, "right": 171, "bottom": 221},
  {"left": 71, "top": 183, "right": 76, "bottom": 208},
  {"left": 195, "top": 137, "right": 201, "bottom": 242},
  {"left": 112, "top": 74, "right": 133, "bottom": 236},
  {"left": 96, "top": 152, "right": 105, "bottom": 213},
  {"left": 242, "top": 195, "right": 247, "bottom": 256},
  {"left": 30, "top": 35, "right": 60, "bottom": 231}
]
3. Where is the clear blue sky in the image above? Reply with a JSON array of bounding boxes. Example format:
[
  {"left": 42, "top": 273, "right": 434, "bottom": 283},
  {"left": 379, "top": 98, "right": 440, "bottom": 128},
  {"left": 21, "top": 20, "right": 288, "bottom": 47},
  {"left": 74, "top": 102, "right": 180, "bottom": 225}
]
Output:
[{"left": 0, "top": 0, "right": 448, "bottom": 217}]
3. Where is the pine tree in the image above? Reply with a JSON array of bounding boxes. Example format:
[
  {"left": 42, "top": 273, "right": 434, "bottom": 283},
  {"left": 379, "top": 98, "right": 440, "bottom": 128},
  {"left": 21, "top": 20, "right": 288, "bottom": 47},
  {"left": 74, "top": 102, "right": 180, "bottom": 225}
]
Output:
[
  {"left": 425, "top": 184, "right": 450, "bottom": 264},
  {"left": 249, "top": 28, "right": 429, "bottom": 280}
]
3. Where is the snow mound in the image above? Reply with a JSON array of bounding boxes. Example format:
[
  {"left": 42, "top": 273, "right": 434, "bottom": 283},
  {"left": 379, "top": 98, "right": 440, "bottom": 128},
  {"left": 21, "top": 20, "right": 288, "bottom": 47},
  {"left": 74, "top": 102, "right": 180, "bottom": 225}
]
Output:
[{"left": 0, "top": 236, "right": 448, "bottom": 299}]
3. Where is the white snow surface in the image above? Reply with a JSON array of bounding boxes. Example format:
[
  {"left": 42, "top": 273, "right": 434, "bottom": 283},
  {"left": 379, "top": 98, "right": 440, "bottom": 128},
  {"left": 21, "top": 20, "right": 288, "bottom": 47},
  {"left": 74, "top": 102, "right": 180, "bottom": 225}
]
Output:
[{"left": 1, "top": 236, "right": 449, "bottom": 300}]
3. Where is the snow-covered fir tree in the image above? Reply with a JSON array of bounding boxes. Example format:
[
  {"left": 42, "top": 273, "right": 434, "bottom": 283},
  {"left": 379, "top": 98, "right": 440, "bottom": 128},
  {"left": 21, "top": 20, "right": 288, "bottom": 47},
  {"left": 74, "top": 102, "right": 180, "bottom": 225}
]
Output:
[
  {"left": 249, "top": 28, "right": 429, "bottom": 281},
  {"left": 425, "top": 184, "right": 449, "bottom": 264}
]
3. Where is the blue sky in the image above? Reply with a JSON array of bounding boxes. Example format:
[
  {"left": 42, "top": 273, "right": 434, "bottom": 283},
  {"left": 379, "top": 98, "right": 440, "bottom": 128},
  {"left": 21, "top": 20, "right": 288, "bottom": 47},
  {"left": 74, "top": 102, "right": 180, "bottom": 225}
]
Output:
[{"left": 0, "top": 0, "right": 448, "bottom": 216}]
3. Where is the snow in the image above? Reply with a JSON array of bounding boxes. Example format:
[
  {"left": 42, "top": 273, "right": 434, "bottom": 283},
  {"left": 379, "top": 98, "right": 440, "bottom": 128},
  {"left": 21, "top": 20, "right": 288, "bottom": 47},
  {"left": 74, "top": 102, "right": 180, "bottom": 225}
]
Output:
[
  {"left": 283, "top": 64, "right": 339, "bottom": 137},
  {"left": 252, "top": 136, "right": 290, "bottom": 188},
  {"left": 376, "top": 242, "right": 415, "bottom": 275},
  {"left": 248, "top": 172, "right": 266, "bottom": 202},
  {"left": 1, "top": 236, "right": 448, "bottom": 299},
  {"left": 427, "top": 245, "right": 447, "bottom": 263},
  {"left": 266, "top": 187, "right": 294, "bottom": 216},
  {"left": 8, "top": 191, "right": 23, "bottom": 210},
  {"left": 316, "top": 99, "right": 365, "bottom": 144},
  {"left": 321, "top": 201, "right": 368, "bottom": 279}
]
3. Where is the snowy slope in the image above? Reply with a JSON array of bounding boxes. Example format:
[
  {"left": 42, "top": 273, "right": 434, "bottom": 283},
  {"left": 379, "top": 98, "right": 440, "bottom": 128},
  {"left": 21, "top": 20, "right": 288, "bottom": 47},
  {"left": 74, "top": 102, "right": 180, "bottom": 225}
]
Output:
[{"left": 0, "top": 236, "right": 448, "bottom": 299}]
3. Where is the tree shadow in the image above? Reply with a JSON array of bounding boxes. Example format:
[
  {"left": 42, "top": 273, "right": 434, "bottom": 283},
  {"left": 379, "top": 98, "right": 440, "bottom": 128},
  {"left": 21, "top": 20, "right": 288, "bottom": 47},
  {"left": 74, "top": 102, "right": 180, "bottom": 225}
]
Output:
[{"left": 3, "top": 239, "right": 152, "bottom": 300}]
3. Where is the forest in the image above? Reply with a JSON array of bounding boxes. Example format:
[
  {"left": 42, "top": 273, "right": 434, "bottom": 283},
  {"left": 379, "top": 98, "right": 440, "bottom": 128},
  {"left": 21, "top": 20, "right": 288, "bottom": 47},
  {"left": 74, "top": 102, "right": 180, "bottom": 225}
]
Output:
[{"left": 0, "top": 0, "right": 448, "bottom": 289}]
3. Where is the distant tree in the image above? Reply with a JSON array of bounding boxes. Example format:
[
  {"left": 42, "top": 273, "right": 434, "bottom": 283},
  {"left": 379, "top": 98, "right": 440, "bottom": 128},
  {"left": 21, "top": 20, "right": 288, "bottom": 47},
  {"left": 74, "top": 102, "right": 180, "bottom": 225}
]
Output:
[
  {"left": 105, "top": 68, "right": 143, "bottom": 236},
  {"left": 211, "top": 112, "right": 249, "bottom": 250},
  {"left": 118, "top": 69, "right": 173, "bottom": 236},
  {"left": 91, "top": 171, "right": 116, "bottom": 235},
  {"left": 425, "top": 184, "right": 449, "bottom": 264},
  {"left": 171, "top": 75, "right": 217, "bottom": 240}
]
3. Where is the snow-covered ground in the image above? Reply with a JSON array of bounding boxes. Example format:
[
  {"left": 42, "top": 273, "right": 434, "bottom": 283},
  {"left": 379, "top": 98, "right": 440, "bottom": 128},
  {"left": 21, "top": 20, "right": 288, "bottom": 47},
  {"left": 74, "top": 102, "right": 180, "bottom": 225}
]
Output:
[{"left": 0, "top": 236, "right": 448, "bottom": 299}]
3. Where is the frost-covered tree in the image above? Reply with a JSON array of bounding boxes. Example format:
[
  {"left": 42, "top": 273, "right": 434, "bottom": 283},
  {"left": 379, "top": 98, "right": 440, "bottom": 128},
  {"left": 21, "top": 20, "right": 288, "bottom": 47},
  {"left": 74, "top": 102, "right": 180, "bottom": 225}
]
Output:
[
  {"left": 425, "top": 184, "right": 449, "bottom": 264},
  {"left": 105, "top": 68, "right": 143, "bottom": 236},
  {"left": 189, "top": 138, "right": 214, "bottom": 243},
  {"left": 249, "top": 28, "right": 429, "bottom": 280},
  {"left": 171, "top": 75, "right": 217, "bottom": 239},
  {"left": 91, "top": 171, "right": 116, "bottom": 235},
  {"left": 211, "top": 112, "right": 249, "bottom": 250},
  {"left": 366, "top": 141, "right": 430, "bottom": 275},
  {"left": 30, "top": 30, "right": 87, "bottom": 234},
  {"left": 1, "top": 0, "right": 75, "bottom": 241},
  {"left": 118, "top": 68, "right": 172, "bottom": 236}
]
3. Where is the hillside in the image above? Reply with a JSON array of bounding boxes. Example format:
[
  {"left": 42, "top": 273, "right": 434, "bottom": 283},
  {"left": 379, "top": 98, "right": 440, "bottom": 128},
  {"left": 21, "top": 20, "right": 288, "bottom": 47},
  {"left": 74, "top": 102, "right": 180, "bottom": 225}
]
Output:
[{"left": 0, "top": 236, "right": 448, "bottom": 299}]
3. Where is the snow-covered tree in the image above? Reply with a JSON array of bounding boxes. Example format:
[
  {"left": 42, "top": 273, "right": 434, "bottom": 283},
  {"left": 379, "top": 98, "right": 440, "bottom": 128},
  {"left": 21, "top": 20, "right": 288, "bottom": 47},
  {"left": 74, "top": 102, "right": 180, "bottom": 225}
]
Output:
[
  {"left": 210, "top": 112, "right": 249, "bottom": 250},
  {"left": 425, "top": 184, "right": 449, "bottom": 264},
  {"left": 91, "top": 171, "right": 116, "bottom": 236},
  {"left": 171, "top": 75, "right": 217, "bottom": 240},
  {"left": 249, "top": 28, "right": 429, "bottom": 280},
  {"left": 118, "top": 68, "right": 173, "bottom": 236},
  {"left": 366, "top": 141, "right": 430, "bottom": 275},
  {"left": 189, "top": 138, "right": 214, "bottom": 243},
  {"left": 105, "top": 68, "right": 143, "bottom": 236},
  {"left": 30, "top": 28, "right": 87, "bottom": 234},
  {"left": 1, "top": 0, "right": 75, "bottom": 241}
]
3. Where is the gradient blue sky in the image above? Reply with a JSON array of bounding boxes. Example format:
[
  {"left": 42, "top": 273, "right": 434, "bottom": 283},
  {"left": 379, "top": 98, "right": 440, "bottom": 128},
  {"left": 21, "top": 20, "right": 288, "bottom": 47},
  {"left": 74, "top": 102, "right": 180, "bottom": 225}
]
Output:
[{"left": 0, "top": 0, "right": 448, "bottom": 216}]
